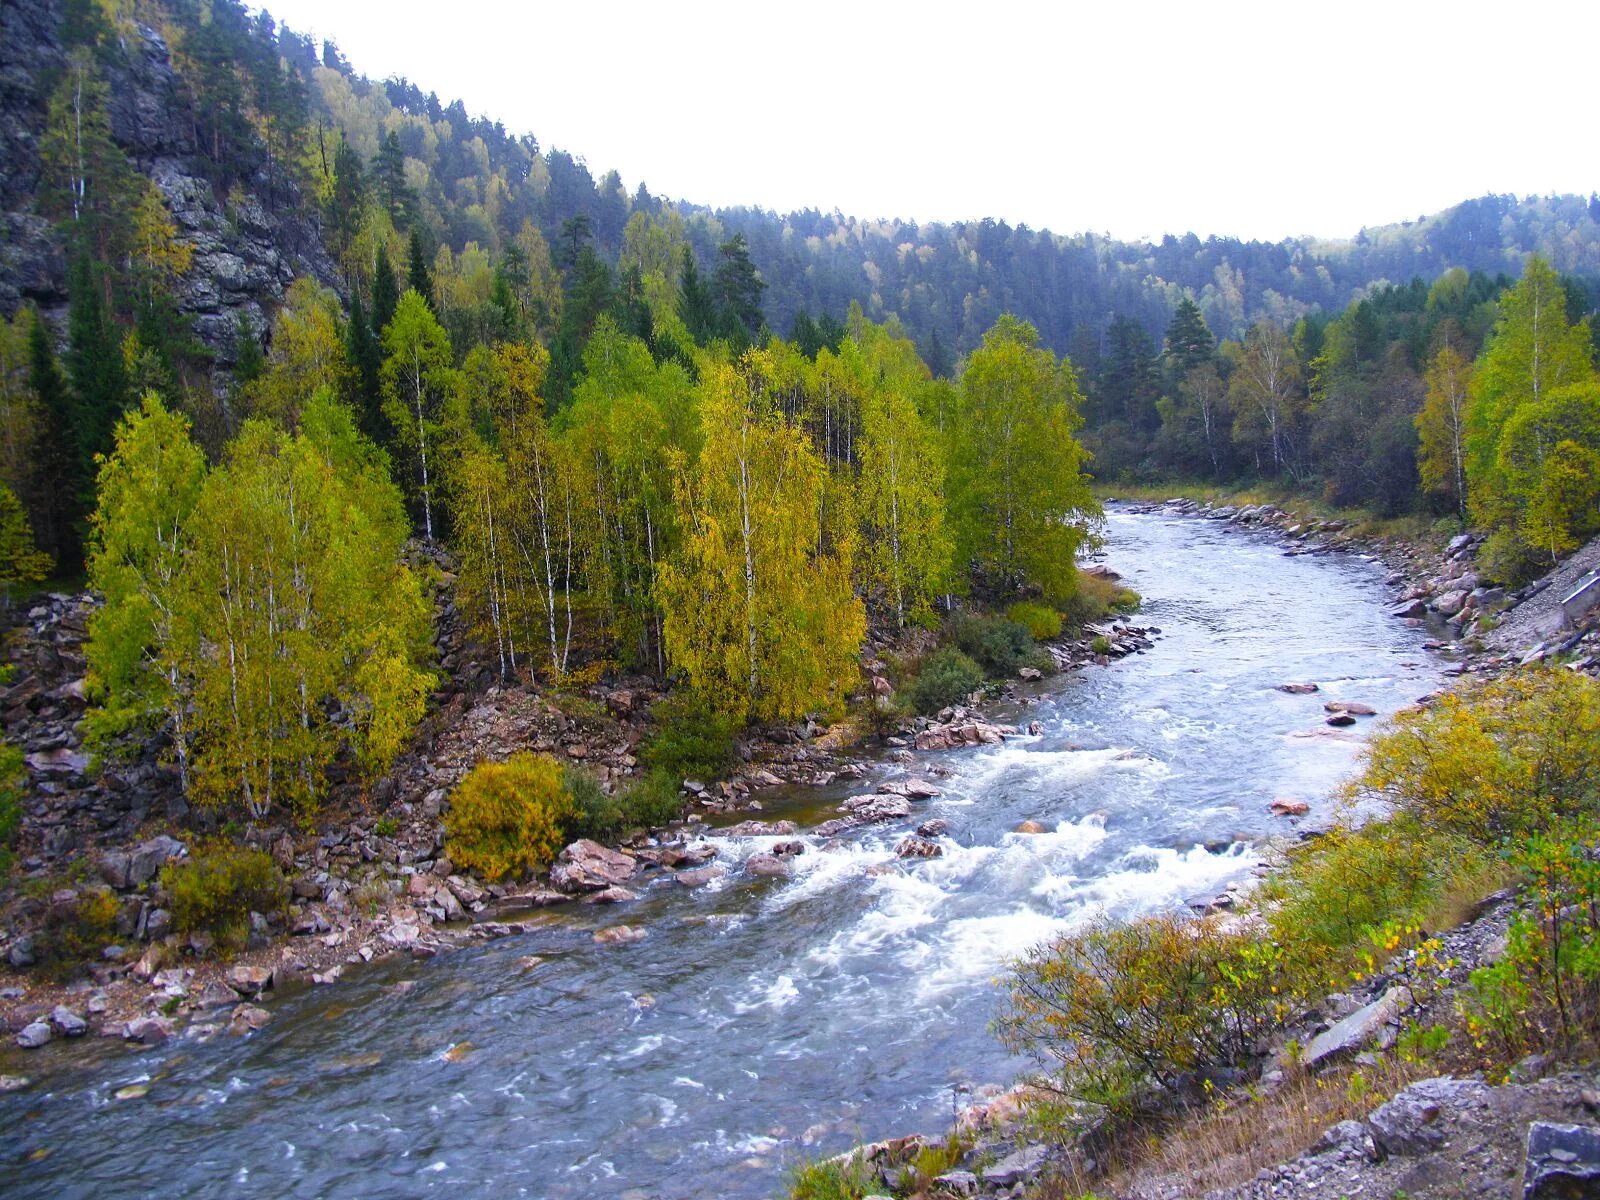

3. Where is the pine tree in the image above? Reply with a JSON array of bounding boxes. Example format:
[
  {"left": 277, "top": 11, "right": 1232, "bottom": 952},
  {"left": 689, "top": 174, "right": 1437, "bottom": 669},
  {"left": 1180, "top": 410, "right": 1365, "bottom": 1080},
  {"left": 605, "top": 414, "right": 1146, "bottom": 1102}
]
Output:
[
  {"left": 676, "top": 247, "right": 717, "bottom": 345},
  {"left": 714, "top": 233, "right": 765, "bottom": 346},
  {"left": 1163, "top": 298, "right": 1214, "bottom": 378},
  {"left": 371, "top": 245, "right": 400, "bottom": 334},
  {"left": 344, "top": 289, "right": 386, "bottom": 444},
  {"left": 26, "top": 310, "right": 80, "bottom": 565},
  {"left": 65, "top": 253, "right": 129, "bottom": 504},
  {"left": 407, "top": 228, "right": 435, "bottom": 307}
]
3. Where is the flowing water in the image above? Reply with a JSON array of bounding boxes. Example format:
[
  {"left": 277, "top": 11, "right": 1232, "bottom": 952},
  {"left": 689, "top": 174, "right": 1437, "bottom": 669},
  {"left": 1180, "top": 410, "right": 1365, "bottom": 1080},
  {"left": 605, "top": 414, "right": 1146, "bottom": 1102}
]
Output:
[{"left": 0, "top": 509, "right": 1445, "bottom": 1199}]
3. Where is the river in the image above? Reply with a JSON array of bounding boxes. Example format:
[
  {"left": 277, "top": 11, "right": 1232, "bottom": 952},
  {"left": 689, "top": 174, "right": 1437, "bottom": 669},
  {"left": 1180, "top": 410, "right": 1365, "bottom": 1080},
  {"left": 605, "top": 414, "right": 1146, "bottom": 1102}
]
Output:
[{"left": 0, "top": 508, "right": 1444, "bottom": 1199}]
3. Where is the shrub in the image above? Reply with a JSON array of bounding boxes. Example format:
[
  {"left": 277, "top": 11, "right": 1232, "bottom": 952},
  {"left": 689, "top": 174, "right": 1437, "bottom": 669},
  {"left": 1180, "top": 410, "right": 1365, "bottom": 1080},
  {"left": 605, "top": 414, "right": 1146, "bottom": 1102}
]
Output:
[
  {"left": 445, "top": 752, "right": 573, "bottom": 881},
  {"left": 640, "top": 694, "right": 738, "bottom": 782},
  {"left": 39, "top": 887, "right": 120, "bottom": 975},
  {"left": 997, "top": 912, "right": 1285, "bottom": 1119},
  {"left": 950, "top": 613, "right": 1037, "bottom": 676},
  {"left": 787, "top": 1153, "right": 876, "bottom": 1200},
  {"left": 1007, "top": 601, "right": 1063, "bottom": 640},
  {"left": 564, "top": 766, "right": 686, "bottom": 843},
  {"left": 162, "top": 843, "right": 287, "bottom": 950},
  {"left": 0, "top": 743, "right": 22, "bottom": 877},
  {"left": 905, "top": 648, "right": 985, "bottom": 714},
  {"left": 1356, "top": 668, "right": 1600, "bottom": 844},
  {"left": 1058, "top": 572, "right": 1141, "bottom": 631},
  {"left": 1477, "top": 528, "right": 1543, "bottom": 587},
  {"left": 1261, "top": 814, "right": 1499, "bottom": 993},
  {"left": 1090, "top": 634, "right": 1113, "bottom": 656}
]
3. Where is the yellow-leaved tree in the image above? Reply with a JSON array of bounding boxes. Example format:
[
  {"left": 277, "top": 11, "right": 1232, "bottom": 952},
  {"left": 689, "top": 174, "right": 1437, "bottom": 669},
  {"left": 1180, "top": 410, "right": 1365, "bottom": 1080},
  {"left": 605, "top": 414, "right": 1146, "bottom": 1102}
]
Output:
[{"left": 657, "top": 361, "right": 865, "bottom": 723}]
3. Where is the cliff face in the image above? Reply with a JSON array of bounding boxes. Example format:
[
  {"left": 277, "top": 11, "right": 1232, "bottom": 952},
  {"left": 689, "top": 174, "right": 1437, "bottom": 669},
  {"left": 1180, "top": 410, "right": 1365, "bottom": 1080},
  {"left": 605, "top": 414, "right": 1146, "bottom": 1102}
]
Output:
[{"left": 0, "top": 0, "right": 338, "bottom": 368}]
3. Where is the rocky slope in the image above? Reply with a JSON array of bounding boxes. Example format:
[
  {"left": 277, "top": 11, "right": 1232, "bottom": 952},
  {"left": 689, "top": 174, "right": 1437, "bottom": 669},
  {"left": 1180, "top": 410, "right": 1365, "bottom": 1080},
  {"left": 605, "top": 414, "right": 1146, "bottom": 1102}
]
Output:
[{"left": 0, "top": 0, "right": 337, "bottom": 366}]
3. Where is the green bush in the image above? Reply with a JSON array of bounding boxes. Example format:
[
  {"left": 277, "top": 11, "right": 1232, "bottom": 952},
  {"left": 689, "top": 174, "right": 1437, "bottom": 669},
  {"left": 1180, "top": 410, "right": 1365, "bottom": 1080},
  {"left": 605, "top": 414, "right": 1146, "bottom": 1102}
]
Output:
[
  {"left": 445, "top": 752, "right": 573, "bottom": 881},
  {"left": 905, "top": 648, "right": 984, "bottom": 714},
  {"left": 950, "top": 613, "right": 1044, "bottom": 676},
  {"left": 640, "top": 695, "right": 738, "bottom": 782},
  {"left": 39, "top": 887, "right": 120, "bottom": 975},
  {"left": 1007, "top": 601, "right": 1063, "bottom": 640},
  {"left": 1477, "top": 528, "right": 1543, "bottom": 587},
  {"left": 1058, "top": 573, "right": 1141, "bottom": 631},
  {"left": 161, "top": 843, "right": 285, "bottom": 950},
  {"left": 998, "top": 912, "right": 1284, "bottom": 1118},
  {"left": 564, "top": 766, "right": 685, "bottom": 843},
  {"left": 787, "top": 1153, "right": 876, "bottom": 1200},
  {"left": 0, "top": 743, "right": 23, "bottom": 877}
]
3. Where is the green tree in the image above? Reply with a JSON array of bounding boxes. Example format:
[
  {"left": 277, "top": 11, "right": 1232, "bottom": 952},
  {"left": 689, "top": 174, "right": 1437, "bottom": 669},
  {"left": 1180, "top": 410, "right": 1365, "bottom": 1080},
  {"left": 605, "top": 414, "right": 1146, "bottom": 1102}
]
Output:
[
  {"left": 381, "top": 290, "right": 457, "bottom": 541},
  {"left": 714, "top": 232, "right": 766, "bottom": 346},
  {"left": 25, "top": 310, "right": 79, "bottom": 565},
  {"left": 1417, "top": 343, "right": 1473, "bottom": 517},
  {"left": 657, "top": 362, "right": 865, "bottom": 722},
  {"left": 0, "top": 485, "right": 52, "bottom": 605},
  {"left": 950, "top": 316, "right": 1098, "bottom": 601},
  {"left": 65, "top": 253, "right": 130, "bottom": 503},
  {"left": 407, "top": 227, "right": 435, "bottom": 306},
  {"left": 243, "top": 278, "right": 352, "bottom": 425},
  {"left": 858, "top": 381, "right": 951, "bottom": 627},
  {"left": 371, "top": 244, "right": 400, "bottom": 333},
  {"left": 1228, "top": 319, "right": 1305, "bottom": 478}
]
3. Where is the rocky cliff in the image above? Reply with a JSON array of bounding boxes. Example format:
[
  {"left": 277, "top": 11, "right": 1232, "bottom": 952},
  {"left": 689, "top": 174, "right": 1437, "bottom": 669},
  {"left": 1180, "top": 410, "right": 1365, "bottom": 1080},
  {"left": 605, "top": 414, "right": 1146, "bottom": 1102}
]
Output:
[{"left": 0, "top": 0, "right": 337, "bottom": 368}]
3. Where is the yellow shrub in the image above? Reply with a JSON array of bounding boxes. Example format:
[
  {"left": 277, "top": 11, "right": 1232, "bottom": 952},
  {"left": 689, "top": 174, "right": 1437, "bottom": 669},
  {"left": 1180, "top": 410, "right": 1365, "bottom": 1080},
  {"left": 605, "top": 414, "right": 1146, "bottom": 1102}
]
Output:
[
  {"left": 162, "top": 842, "right": 286, "bottom": 950},
  {"left": 445, "top": 752, "right": 573, "bottom": 881},
  {"left": 1006, "top": 601, "right": 1063, "bottom": 640}
]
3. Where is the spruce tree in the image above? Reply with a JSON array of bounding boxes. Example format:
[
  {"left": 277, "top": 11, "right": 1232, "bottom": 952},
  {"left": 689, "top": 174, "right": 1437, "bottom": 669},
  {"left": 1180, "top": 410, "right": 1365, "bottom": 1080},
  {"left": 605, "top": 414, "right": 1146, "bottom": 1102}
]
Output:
[
  {"left": 65, "top": 254, "right": 128, "bottom": 503},
  {"left": 25, "top": 309, "right": 81, "bottom": 566},
  {"left": 407, "top": 228, "right": 434, "bottom": 307},
  {"left": 371, "top": 246, "right": 400, "bottom": 334}
]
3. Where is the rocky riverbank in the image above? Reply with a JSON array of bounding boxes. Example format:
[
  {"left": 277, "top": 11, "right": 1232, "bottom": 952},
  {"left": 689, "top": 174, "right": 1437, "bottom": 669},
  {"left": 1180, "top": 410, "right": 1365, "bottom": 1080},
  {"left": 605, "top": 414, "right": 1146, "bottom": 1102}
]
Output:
[{"left": 0, "top": 561, "right": 1156, "bottom": 1081}]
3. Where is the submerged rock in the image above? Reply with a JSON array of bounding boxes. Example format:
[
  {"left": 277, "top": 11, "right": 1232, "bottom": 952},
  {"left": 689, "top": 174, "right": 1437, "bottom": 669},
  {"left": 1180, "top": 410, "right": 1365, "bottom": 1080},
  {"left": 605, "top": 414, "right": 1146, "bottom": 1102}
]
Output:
[{"left": 550, "top": 840, "right": 638, "bottom": 893}]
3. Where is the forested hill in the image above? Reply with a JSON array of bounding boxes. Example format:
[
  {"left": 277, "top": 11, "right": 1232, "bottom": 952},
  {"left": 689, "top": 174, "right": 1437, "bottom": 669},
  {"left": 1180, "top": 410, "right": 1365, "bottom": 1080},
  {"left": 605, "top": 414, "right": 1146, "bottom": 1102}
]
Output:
[{"left": 3, "top": 0, "right": 1600, "bottom": 374}]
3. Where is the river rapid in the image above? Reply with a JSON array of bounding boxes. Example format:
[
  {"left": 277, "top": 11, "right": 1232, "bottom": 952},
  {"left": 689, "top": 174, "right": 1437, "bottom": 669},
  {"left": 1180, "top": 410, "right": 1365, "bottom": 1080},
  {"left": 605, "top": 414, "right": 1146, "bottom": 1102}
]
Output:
[{"left": 1, "top": 509, "right": 1445, "bottom": 1199}]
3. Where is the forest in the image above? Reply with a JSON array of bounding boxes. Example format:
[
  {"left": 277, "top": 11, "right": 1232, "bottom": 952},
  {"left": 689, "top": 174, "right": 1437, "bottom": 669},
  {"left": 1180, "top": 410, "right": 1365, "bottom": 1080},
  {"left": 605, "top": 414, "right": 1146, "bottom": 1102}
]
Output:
[{"left": 0, "top": 0, "right": 1596, "bottom": 820}]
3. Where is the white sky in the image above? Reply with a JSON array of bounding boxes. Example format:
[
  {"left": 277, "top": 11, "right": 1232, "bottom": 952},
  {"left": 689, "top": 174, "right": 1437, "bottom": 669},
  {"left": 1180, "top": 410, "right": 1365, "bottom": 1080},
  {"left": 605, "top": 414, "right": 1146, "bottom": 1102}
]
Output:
[{"left": 258, "top": 0, "right": 1600, "bottom": 242}]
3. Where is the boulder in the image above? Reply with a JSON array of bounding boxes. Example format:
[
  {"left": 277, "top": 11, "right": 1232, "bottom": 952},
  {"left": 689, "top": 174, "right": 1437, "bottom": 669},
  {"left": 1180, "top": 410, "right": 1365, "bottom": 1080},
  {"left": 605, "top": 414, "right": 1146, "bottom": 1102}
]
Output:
[
  {"left": 917, "top": 819, "right": 950, "bottom": 838},
  {"left": 895, "top": 836, "right": 943, "bottom": 859},
  {"left": 1277, "top": 682, "right": 1320, "bottom": 694},
  {"left": 674, "top": 865, "right": 725, "bottom": 888},
  {"left": 550, "top": 840, "right": 638, "bottom": 893},
  {"left": 1325, "top": 713, "right": 1357, "bottom": 727},
  {"left": 1523, "top": 1121, "right": 1600, "bottom": 1199},
  {"left": 124, "top": 1015, "right": 175, "bottom": 1045},
  {"left": 1431, "top": 589, "right": 1470, "bottom": 616},
  {"left": 981, "top": 1143, "right": 1048, "bottom": 1187},
  {"left": 593, "top": 925, "right": 647, "bottom": 945},
  {"left": 880, "top": 778, "right": 942, "bottom": 800},
  {"left": 931, "top": 1170, "right": 978, "bottom": 1196},
  {"left": 228, "top": 1005, "right": 272, "bottom": 1035},
  {"left": 745, "top": 854, "right": 790, "bottom": 877},
  {"left": 1018, "top": 666, "right": 1043, "bottom": 681},
  {"left": 127, "top": 836, "right": 184, "bottom": 886},
  {"left": 1270, "top": 798, "right": 1311, "bottom": 817},
  {"left": 226, "top": 964, "right": 273, "bottom": 996},
  {"left": 1390, "top": 599, "right": 1428, "bottom": 619},
  {"left": 15, "top": 1020, "right": 52, "bottom": 1049},
  {"left": 49, "top": 1005, "right": 87, "bottom": 1037},
  {"left": 1303, "top": 986, "right": 1411, "bottom": 1068},
  {"left": 1324, "top": 701, "right": 1378, "bottom": 716},
  {"left": 660, "top": 844, "right": 717, "bottom": 869},
  {"left": 195, "top": 980, "right": 240, "bottom": 1009},
  {"left": 839, "top": 794, "right": 912, "bottom": 823},
  {"left": 582, "top": 886, "right": 637, "bottom": 904},
  {"left": 1014, "top": 820, "right": 1048, "bottom": 834},
  {"left": 1367, "top": 1077, "right": 1487, "bottom": 1158}
]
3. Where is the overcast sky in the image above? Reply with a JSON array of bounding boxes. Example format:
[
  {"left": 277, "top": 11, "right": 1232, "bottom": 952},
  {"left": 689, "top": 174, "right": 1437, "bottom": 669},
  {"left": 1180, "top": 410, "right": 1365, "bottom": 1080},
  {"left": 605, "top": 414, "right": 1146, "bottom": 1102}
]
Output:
[{"left": 257, "top": 0, "right": 1599, "bottom": 243}]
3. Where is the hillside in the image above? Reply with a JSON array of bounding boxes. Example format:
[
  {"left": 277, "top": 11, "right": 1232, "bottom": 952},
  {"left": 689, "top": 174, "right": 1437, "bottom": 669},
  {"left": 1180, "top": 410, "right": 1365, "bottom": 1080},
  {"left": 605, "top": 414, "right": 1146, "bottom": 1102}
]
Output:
[{"left": 2, "top": 0, "right": 1599, "bottom": 376}]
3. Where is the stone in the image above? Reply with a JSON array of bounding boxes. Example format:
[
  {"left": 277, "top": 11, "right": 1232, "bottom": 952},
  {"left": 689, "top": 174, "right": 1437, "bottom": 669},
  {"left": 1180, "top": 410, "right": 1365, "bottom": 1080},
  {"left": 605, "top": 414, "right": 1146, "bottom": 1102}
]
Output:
[
  {"left": 16, "top": 1020, "right": 52, "bottom": 1049},
  {"left": 195, "top": 980, "right": 240, "bottom": 1009},
  {"left": 917, "top": 819, "right": 950, "bottom": 838},
  {"left": 9, "top": 934, "right": 36, "bottom": 968},
  {"left": 1270, "top": 798, "right": 1311, "bottom": 817},
  {"left": 675, "top": 865, "right": 725, "bottom": 888},
  {"left": 0, "top": 1075, "right": 31, "bottom": 1093},
  {"left": 49, "top": 1005, "right": 87, "bottom": 1037},
  {"left": 582, "top": 886, "right": 638, "bottom": 904},
  {"left": 745, "top": 854, "right": 790, "bottom": 877},
  {"left": 880, "top": 778, "right": 942, "bottom": 799},
  {"left": 127, "top": 836, "right": 184, "bottom": 886},
  {"left": 1303, "top": 986, "right": 1411, "bottom": 1068},
  {"left": 1367, "top": 1091, "right": 1445, "bottom": 1156},
  {"left": 1310, "top": 1119, "right": 1373, "bottom": 1156},
  {"left": 1391, "top": 599, "right": 1428, "bottom": 619},
  {"left": 931, "top": 1170, "right": 979, "bottom": 1196},
  {"left": 980, "top": 1143, "right": 1048, "bottom": 1187},
  {"left": 895, "top": 836, "right": 943, "bottom": 859},
  {"left": 550, "top": 839, "right": 638, "bottom": 893},
  {"left": 228, "top": 1005, "right": 272, "bottom": 1035},
  {"left": 1523, "top": 1121, "right": 1600, "bottom": 1199},
  {"left": 1325, "top": 712, "right": 1357, "bottom": 726},
  {"left": 1014, "top": 820, "right": 1048, "bottom": 834},
  {"left": 593, "top": 925, "right": 647, "bottom": 944},
  {"left": 226, "top": 964, "right": 273, "bottom": 996},
  {"left": 1431, "top": 589, "right": 1470, "bottom": 616},
  {"left": 1323, "top": 701, "right": 1378, "bottom": 716},
  {"left": 124, "top": 1015, "right": 175, "bottom": 1045},
  {"left": 1018, "top": 666, "right": 1043, "bottom": 681},
  {"left": 1277, "top": 682, "right": 1320, "bottom": 694},
  {"left": 143, "top": 908, "right": 172, "bottom": 940}
]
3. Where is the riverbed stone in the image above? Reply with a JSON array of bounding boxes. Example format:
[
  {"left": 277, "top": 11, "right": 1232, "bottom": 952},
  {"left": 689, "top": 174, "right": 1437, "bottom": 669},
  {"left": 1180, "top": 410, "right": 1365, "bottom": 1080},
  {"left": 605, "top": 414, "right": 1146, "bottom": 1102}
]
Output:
[
  {"left": 675, "top": 865, "right": 725, "bottom": 888},
  {"left": 550, "top": 839, "right": 637, "bottom": 893},
  {"left": 981, "top": 1143, "right": 1048, "bottom": 1187},
  {"left": 880, "top": 778, "right": 942, "bottom": 799},
  {"left": 1324, "top": 700, "right": 1377, "bottom": 716},
  {"left": 1271, "top": 798, "right": 1310, "bottom": 816},
  {"left": 124, "top": 1015, "right": 174, "bottom": 1045},
  {"left": 745, "top": 853, "right": 790, "bottom": 877},
  {"left": 1277, "top": 682, "right": 1320, "bottom": 694},
  {"left": 49, "top": 1005, "right": 87, "bottom": 1037},
  {"left": 228, "top": 1004, "right": 272, "bottom": 1035},
  {"left": 593, "top": 925, "right": 647, "bottom": 944},
  {"left": 1014, "top": 820, "right": 1048, "bottom": 834},
  {"left": 895, "top": 836, "right": 943, "bottom": 859},
  {"left": 226, "top": 964, "right": 272, "bottom": 996},
  {"left": 15, "top": 1020, "right": 52, "bottom": 1049}
]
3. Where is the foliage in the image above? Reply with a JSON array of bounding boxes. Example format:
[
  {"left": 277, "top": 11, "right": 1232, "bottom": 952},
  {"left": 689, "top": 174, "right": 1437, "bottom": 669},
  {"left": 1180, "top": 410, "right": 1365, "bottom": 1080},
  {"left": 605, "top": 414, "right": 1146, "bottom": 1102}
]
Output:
[
  {"left": 0, "top": 485, "right": 52, "bottom": 604},
  {"left": 0, "top": 743, "right": 24, "bottom": 877},
  {"left": 86, "top": 394, "right": 434, "bottom": 818},
  {"left": 785, "top": 1152, "right": 877, "bottom": 1200},
  {"left": 1007, "top": 600, "right": 1063, "bottom": 640},
  {"left": 1056, "top": 573, "right": 1141, "bottom": 631},
  {"left": 904, "top": 647, "right": 985, "bottom": 715},
  {"left": 658, "top": 361, "right": 865, "bottom": 722},
  {"left": 998, "top": 912, "right": 1285, "bottom": 1118},
  {"left": 444, "top": 752, "right": 573, "bottom": 881},
  {"left": 1355, "top": 668, "right": 1600, "bottom": 844},
  {"left": 950, "top": 316, "right": 1099, "bottom": 602},
  {"left": 639, "top": 694, "right": 737, "bottom": 781},
  {"left": 563, "top": 766, "right": 683, "bottom": 843},
  {"left": 949, "top": 612, "right": 1046, "bottom": 677},
  {"left": 38, "top": 887, "right": 120, "bottom": 976},
  {"left": 161, "top": 843, "right": 287, "bottom": 950}
]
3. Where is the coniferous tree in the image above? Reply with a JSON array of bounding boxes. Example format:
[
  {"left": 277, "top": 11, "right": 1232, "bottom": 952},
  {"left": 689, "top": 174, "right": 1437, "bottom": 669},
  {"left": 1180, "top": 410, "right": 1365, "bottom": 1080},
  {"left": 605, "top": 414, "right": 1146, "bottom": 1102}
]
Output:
[
  {"left": 371, "top": 246, "right": 400, "bottom": 334},
  {"left": 65, "top": 253, "right": 129, "bottom": 500},
  {"left": 26, "top": 310, "right": 80, "bottom": 566},
  {"left": 714, "top": 233, "right": 765, "bottom": 346},
  {"left": 407, "top": 228, "right": 435, "bottom": 307},
  {"left": 677, "top": 247, "right": 717, "bottom": 346},
  {"left": 344, "top": 289, "right": 386, "bottom": 444}
]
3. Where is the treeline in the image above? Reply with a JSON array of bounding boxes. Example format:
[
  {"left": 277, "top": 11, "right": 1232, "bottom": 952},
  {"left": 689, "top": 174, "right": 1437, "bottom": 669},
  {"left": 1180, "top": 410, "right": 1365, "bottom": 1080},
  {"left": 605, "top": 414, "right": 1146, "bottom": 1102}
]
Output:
[{"left": 1077, "top": 256, "right": 1600, "bottom": 579}]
